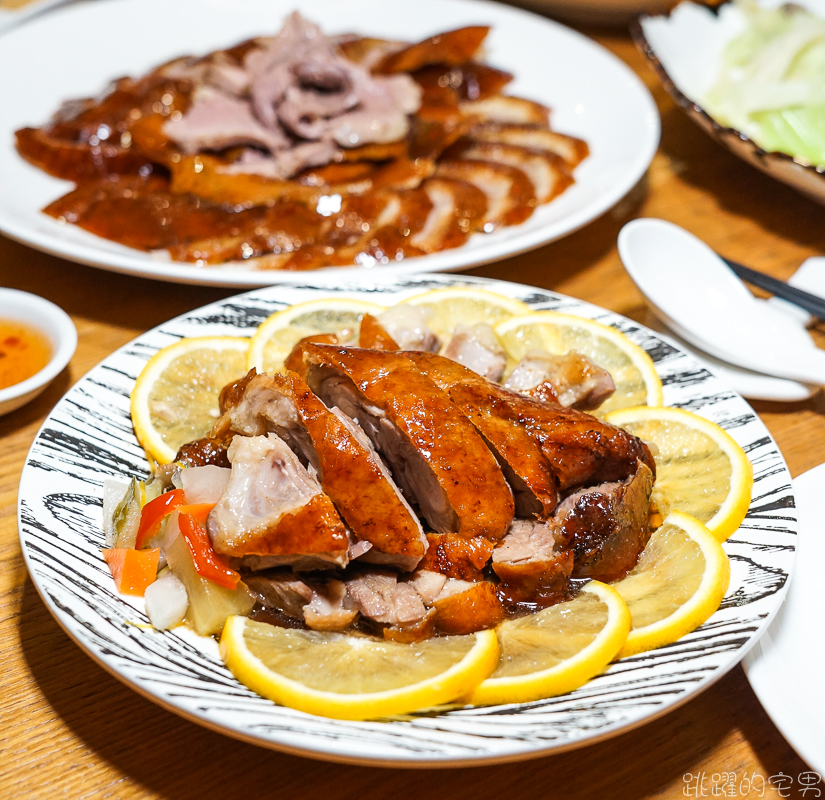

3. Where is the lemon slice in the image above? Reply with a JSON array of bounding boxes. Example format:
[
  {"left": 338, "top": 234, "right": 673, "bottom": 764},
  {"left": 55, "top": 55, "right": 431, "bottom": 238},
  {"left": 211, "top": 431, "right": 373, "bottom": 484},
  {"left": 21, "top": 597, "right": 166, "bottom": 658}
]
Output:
[
  {"left": 468, "top": 581, "right": 630, "bottom": 706},
  {"left": 220, "top": 616, "right": 499, "bottom": 720},
  {"left": 612, "top": 511, "right": 731, "bottom": 658},
  {"left": 131, "top": 336, "right": 250, "bottom": 465},
  {"left": 494, "top": 312, "right": 663, "bottom": 413},
  {"left": 402, "top": 287, "right": 531, "bottom": 341},
  {"left": 247, "top": 298, "right": 386, "bottom": 375},
  {"left": 604, "top": 406, "right": 753, "bottom": 542}
]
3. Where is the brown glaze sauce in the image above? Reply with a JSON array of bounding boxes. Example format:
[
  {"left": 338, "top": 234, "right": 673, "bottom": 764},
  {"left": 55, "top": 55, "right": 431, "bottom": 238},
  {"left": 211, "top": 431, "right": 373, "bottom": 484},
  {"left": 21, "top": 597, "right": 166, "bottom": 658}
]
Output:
[
  {"left": 17, "top": 27, "right": 582, "bottom": 271},
  {"left": 0, "top": 320, "right": 51, "bottom": 390}
]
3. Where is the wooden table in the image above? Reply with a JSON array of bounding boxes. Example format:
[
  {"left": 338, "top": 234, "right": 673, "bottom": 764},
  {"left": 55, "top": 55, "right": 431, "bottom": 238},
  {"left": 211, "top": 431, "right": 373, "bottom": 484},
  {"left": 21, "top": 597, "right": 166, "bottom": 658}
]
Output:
[{"left": 1, "top": 23, "right": 823, "bottom": 800}]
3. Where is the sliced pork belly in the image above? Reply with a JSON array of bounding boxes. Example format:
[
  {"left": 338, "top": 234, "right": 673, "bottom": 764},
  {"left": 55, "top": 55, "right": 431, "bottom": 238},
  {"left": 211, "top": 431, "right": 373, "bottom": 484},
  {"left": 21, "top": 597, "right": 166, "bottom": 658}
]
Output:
[
  {"left": 504, "top": 349, "right": 616, "bottom": 411},
  {"left": 358, "top": 313, "right": 399, "bottom": 350},
  {"left": 227, "top": 372, "right": 427, "bottom": 571},
  {"left": 434, "top": 158, "right": 535, "bottom": 229},
  {"left": 449, "top": 140, "right": 573, "bottom": 204},
  {"left": 558, "top": 461, "right": 655, "bottom": 582},
  {"left": 468, "top": 122, "right": 589, "bottom": 169},
  {"left": 206, "top": 433, "right": 350, "bottom": 569},
  {"left": 442, "top": 322, "right": 506, "bottom": 382},
  {"left": 406, "top": 352, "right": 558, "bottom": 518},
  {"left": 377, "top": 303, "right": 441, "bottom": 352},
  {"left": 492, "top": 519, "right": 574, "bottom": 601},
  {"left": 303, "top": 344, "right": 515, "bottom": 540}
]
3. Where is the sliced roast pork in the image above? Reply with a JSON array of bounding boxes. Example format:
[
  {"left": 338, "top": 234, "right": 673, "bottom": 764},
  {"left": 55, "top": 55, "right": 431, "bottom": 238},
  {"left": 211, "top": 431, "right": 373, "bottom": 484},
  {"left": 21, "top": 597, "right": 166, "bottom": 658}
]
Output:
[
  {"left": 303, "top": 344, "right": 515, "bottom": 540},
  {"left": 558, "top": 461, "right": 655, "bottom": 582},
  {"left": 225, "top": 372, "right": 427, "bottom": 571},
  {"left": 504, "top": 349, "right": 616, "bottom": 411},
  {"left": 206, "top": 433, "right": 350, "bottom": 569}
]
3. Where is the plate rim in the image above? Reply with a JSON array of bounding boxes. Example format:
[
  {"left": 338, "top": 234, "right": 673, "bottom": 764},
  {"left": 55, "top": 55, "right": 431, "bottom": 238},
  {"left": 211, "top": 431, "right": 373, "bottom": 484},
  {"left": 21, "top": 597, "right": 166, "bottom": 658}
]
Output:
[
  {"left": 17, "top": 272, "right": 797, "bottom": 766},
  {"left": 0, "top": 0, "right": 660, "bottom": 287}
]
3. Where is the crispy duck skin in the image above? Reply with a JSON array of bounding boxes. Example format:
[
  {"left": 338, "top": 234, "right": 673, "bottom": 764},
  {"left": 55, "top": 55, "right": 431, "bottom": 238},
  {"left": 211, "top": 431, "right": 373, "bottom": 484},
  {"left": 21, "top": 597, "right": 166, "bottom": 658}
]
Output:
[
  {"left": 227, "top": 372, "right": 427, "bottom": 569},
  {"left": 302, "top": 344, "right": 515, "bottom": 540},
  {"left": 406, "top": 352, "right": 559, "bottom": 518},
  {"left": 408, "top": 351, "right": 654, "bottom": 494},
  {"left": 285, "top": 333, "right": 341, "bottom": 379},
  {"left": 358, "top": 314, "right": 400, "bottom": 350},
  {"left": 432, "top": 580, "right": 505, "bottom": 634},
  {"left": 417, "top": 533, "right": 494, "bottom": 581}
]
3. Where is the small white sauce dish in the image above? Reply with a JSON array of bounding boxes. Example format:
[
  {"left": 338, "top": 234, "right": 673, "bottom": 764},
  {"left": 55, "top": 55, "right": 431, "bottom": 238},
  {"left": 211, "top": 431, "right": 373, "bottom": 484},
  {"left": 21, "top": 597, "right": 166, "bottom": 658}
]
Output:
[{"left": 0, "top": 288, "right": 76, "bottom": 416}]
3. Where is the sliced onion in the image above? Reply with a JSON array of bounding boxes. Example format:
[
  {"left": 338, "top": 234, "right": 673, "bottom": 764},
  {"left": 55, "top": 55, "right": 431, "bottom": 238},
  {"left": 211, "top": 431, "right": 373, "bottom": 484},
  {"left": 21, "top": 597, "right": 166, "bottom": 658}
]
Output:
[{"left": 144, "top": 569, "right": 188, "bottom": 631}]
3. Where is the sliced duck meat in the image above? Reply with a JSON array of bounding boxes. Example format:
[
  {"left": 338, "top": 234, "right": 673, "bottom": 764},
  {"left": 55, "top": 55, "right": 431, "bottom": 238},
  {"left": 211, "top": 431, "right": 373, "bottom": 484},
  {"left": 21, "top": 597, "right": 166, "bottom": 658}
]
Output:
[
  {"left": 246, "top": 573, "right": 357, "bottom": 630},
  {"left": 374, "top": 26, "right": 490, "bottom": 74},
  {"left": 164, "top": 87, "right": 290, "bottom": 155},
  {"left": 406, "top": 352, "right": 559, "bottom": 518},
  {"left": 411, "top": 177, "right": 488, "bottom": 253},
  {"left": 226, "top": 372, "right": 427, "bottom": 571},
  {"left": 285, "top": 333, "right": 342, "bottom": 379},
  {"left": 432, "top": 579, "right": 505, "bottom": 634},
  {"left": 448, "top": 140, "right": 573, "bottom": 204},
  {"left": 412, "top": 62, "right": 514, "bottom": 102},
  {"left": 504, "top": 349, "right": 616, "bottom": 412},
  {"left": 346, "top": 571, "right": 428, "bottom": 626},
  {"left": 407, "top": 569, "right": 447, "bottom": 605},
  {"left": 468, "top": 122, "right": 589, "bottom": 169},
  {"left": 338, "top": 36, "right": 406, "bottom": 71},
  {"left": 442, "top": 322, "right": 507, "bottom": 382},
  {"left": 377, "top": 303, "right": 441, "bottom": 352},
  {"left": 206, "top": 433, "right": 350, "bottom": 568},
  {"left": 358, "top": 314, "right": 400, "bottom": 350},
  {"left": 417, "top": 533, "right": 494, "bottom": 581},
  {"left": 558, "top": 461, "right": 655, "bottom": 582},
  {"left": 460, "top": 96, "right": 551, "bottom": 126},
  {"left": 434, "top": 158, "right": 535, "bottom": 229},
  {"left": 303, "top": 344, "right": 515, "bottom": 540},
  {"left": 492, "top": 519, "right": 574, "bottom": 601}
]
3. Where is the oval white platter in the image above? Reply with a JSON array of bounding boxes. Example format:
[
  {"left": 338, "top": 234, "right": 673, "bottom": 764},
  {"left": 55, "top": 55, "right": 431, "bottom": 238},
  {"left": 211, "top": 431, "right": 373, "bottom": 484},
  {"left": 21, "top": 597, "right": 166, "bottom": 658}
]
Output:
[
  {"left": 0, "top": 0, "right": 659, "bottom": 287},
  {"left": 18, "top": 274, "right": 795, "bottom": 766}
]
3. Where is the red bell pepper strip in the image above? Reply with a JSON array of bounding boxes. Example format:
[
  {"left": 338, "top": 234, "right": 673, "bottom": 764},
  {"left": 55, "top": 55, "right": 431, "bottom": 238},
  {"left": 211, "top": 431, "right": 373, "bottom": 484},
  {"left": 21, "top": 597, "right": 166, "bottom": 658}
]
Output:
[
  {"left": 136, "top": 489, "right": 185, "bottom": 549},
  {"left": 136, "top": 490, "right": 216, "bottom": 550},
  {"left": 178, "top": 512, "right": 240, "bottom": 590}
]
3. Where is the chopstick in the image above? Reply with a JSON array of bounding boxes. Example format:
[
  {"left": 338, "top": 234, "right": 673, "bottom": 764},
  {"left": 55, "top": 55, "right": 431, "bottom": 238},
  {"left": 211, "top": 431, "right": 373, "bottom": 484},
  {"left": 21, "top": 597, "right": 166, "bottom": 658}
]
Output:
[{"left": 722, "top": 258, "right": 825, "bottom": 322}]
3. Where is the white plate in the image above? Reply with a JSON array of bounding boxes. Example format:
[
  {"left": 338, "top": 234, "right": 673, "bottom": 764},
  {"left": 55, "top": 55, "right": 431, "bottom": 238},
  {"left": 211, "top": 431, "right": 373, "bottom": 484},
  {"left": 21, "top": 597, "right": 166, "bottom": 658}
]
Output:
[
  {"left": 743, "top": 464, "right": 825, "bottom": 773},
  {"left": 18, "top": 274, "right": 796, "bottom": 766},
  {"left": 0, "top": 0, "right": 660, "bottom": 287}
]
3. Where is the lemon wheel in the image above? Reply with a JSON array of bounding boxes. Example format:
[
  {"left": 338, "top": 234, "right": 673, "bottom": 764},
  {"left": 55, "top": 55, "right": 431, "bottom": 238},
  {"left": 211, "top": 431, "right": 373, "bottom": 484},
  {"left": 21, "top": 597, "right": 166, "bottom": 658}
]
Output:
[
  {"left": 495, "top": 311, "right": 663, "bottom": 413},
  {"left": 605, "top": 406, "right": 753, "bottom": 541},
  {"left": 401, "top": 287, "right": 531, "bottom": 341},
  {"left": 247, "top": 298, "right": 386, "bottom": 375},
  {"left": 220, "top": 617, "right": 499, "bottom": 720},
  {"left": 468, "top": 581, "right": 630, "bottom": 706},
  {"left": 612, "top": 511, "right": 731, "bottom": 658},
  {"left": 131, "top": 336, "right": 250, "bottom": 465}
]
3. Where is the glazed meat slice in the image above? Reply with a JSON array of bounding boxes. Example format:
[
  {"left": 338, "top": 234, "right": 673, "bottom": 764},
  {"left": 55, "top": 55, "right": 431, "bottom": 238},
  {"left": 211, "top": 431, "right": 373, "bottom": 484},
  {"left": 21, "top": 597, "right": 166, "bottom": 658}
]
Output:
[
  {"left": 434, "top": 158, "right": 535, "bottom": 229},
  {"left": 303, "top": 344, "right": 515, "bottom": 540},
  {"left": 504, "top": 349, "right": 616, "bottom": 411},
  {"left": 492, "top": 519, "right": 574, "bottom": 602},
  {"left": 410, "top": 177, "right": 488, "bottom": 253},
  {"left": 358, "top": 313, "right": 399, "bottom": 350},
  {"left": 468, "top": 122, "right": 589, "bottom": 169},
  {"left": 406, "top": 352, "right": 558, "bottom": 518},
  {"left": 460, "top": 96, "right": 551, "bottom": 126},
  {"left": 442, "top": 322, "right": 506, "bottom": 382},
  {"left": 558, "top": 461, "right": 655, "bottom": 582},
  {"left": 206, "top": 433, "right": 350, "bottom": 569},
  {"left": 409, "top": 351, "right": 654, "bottom": 494},
  {"left": 285, "top": 333, "right": 342, "bottom": 379},
  {"left": 417, "top": 533, "right": 494, "bottom": 581},
  {"left": 227, "top": 372, "right": 427, "bottom": 571},
  {"left": 431, "top": 579, "right": 505, "bottom": 634}
]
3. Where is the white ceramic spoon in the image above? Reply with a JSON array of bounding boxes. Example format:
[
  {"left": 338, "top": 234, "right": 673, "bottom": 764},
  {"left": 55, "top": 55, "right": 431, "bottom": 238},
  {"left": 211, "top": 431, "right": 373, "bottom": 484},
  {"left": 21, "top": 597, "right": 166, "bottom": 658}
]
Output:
[{"left": 618, "top": 218, "right": 825, "bottom": 386}]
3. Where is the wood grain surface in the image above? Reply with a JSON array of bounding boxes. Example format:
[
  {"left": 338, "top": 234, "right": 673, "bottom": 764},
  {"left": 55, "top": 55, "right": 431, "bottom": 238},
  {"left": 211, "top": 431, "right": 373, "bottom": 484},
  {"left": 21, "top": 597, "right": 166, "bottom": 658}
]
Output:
[{"left": 1, "top": 20, "right": 823, "bottom": 800}]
